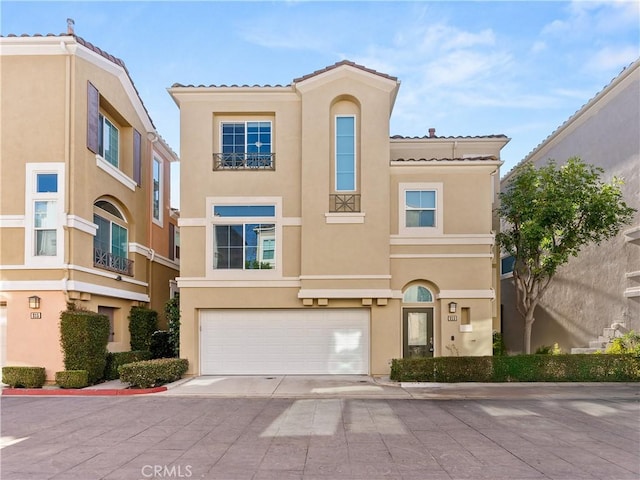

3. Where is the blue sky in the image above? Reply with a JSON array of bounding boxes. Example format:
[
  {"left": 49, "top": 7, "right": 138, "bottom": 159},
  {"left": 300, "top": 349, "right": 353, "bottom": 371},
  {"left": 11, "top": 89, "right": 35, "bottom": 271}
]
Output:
[{"left": 2, "top": 1, "right": 639, "bottom": 208}]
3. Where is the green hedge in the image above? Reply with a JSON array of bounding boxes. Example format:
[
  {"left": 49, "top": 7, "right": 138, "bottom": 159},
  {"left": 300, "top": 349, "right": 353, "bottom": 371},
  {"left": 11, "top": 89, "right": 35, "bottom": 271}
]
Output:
[
  {"left": 59, "top": 309, "right": 109, "bottom": 384},
  {"left": 55, "top": 370, "right": 89, "bottom": 388},
  {"left": 150, "top": 330, "right": 174, "bottom": 359},
  {"left": 104, "top": 350, "right": 152, "bottom": 380},
  {"left": 129, "top": 307, "right": 158, "bottom": 351},
  {"left": 390, "top": 354, "right": 640, "bottom": 382},
  {"left": 118, "top": 358, "right": 188, "bottom": 388},
  {"left": 2, "top": 366, "right": 46, "bottom": 388}
]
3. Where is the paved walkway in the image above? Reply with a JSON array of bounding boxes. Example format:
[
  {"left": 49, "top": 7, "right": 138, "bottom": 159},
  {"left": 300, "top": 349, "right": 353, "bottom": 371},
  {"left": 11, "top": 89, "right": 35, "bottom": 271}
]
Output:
[{"left": 1, "top": 383, "right": 638, "bottom": 479}]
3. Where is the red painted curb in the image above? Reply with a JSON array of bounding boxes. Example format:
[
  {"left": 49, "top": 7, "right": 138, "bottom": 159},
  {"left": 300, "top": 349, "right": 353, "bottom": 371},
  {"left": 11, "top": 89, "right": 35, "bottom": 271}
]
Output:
[{"left": 1, "top": 386, "right": 167, "bottom": 396}]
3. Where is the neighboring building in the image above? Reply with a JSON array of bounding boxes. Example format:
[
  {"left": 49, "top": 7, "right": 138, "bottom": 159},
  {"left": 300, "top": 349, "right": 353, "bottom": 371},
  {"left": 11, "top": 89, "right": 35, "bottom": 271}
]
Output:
[
  {"left": 169, "top": 61, "right": 509, "bottom": 376},
  {"left": 500, "top": 59, "right": 640, "bottom": 354},
  {"left": 0, "top": 31, "right": 179, "bottom": 379}
]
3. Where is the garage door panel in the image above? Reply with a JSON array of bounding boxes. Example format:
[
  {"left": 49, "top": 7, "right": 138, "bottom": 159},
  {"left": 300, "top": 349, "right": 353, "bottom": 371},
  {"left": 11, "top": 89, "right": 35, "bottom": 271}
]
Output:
[{"left": 200, "top": 309, "right": 369, "bottom": 375}]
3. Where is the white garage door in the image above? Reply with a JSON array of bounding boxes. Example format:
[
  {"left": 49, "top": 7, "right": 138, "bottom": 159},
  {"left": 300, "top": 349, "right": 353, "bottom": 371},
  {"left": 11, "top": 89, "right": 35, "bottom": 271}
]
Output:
[{"left": 200, "top": 309, "right": 370, "bottom": 375}]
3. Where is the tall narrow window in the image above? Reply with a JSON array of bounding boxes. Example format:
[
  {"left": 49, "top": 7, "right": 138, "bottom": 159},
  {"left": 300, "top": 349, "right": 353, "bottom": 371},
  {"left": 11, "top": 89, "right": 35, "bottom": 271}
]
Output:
[
  {"left": 34, "top": 200, "right": 57, "bottom": 256},
  {"left": 335, "top": 116, "right": 355, "bottom": 191},
  {"left": 152, "top": 157, "right": 161, "bottom": 222},
  {"left": 98, "top": 114, "right": 119, "bottom": 167}
]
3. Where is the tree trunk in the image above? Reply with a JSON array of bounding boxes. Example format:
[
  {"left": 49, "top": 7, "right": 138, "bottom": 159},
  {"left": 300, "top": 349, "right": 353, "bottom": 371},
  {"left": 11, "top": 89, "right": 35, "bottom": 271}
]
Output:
[{"left": 523, "top": 308, "right": 536, "bottom": 354}]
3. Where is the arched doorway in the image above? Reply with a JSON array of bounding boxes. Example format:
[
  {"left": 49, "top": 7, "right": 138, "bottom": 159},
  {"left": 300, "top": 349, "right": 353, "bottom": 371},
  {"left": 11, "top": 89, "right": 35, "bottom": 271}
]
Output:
[{"left": 402, "top": 284, "right": 435, "bottom": 358}]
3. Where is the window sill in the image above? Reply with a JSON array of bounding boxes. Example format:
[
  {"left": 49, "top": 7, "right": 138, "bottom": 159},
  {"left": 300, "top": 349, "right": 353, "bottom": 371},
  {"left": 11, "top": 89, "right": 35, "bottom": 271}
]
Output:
[
  {"left": 325, "top": 213, "right": 365, "bottom": 224},
  {"left": 96, "top": 155, "right": 136, "bottom": 191}
]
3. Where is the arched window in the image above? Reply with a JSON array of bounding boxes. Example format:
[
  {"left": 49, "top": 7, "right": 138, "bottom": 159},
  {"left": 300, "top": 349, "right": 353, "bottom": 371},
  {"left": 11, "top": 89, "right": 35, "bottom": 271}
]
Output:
[
  {"left": 93, "top": 200, "right": 132, "bottom": 276},
  {"left": 403, "top": 285, "right": 433, "bottom": 303}
]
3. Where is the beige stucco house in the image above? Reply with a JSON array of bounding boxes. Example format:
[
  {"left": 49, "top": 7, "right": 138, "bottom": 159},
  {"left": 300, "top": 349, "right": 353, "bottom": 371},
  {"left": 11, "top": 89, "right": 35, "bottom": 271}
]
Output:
[
  {"left": 170, "top": 61, "right": 509, "bottom": 376},
  {"left": 0, "top": 32, "right": 179, "bottom": 379},
  {"left": 500, "top": 58, "right": 640, "bottom": 354}
]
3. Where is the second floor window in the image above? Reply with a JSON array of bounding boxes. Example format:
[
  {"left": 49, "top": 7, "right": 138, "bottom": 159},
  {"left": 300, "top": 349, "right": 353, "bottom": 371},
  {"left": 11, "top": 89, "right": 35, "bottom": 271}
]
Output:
[
  {"left": 221, "top": 121, "right": 272, "bottom": 168},
  {"left": 93, "top": 200, "right": 132, "bottom": 276},
  {"left": 405, "top": 190, "right": 436, "bottom": 228},
  {"left": 99, "top": 114, "right": 119, "bottom": 167}
]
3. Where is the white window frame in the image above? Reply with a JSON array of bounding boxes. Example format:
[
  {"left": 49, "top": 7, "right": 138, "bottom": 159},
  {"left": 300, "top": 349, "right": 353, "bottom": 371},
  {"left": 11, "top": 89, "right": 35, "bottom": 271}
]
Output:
[
  {"left": 335, "top": 115, "right": 357, "bottom": 192},
  {"left": 152, "top": 156, "right": 163, "bottom": 226},
  {"left": 24, "top": 163, "right": 65, "bottom": 267},
  {"left": 398, "top": 182, "right": 443, "bottom": 236},
  {"left": 206, "top": 197, "right": 283, "bottom": 280},
  {"left": 98, "top": 113, "right": 120, "bottom": 168}
]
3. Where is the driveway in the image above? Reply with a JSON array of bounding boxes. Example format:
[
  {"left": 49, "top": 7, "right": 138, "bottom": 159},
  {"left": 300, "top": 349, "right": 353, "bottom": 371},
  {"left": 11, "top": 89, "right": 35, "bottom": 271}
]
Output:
[{"left": 1, "top": 381, "right": 638, "bottom": 479}]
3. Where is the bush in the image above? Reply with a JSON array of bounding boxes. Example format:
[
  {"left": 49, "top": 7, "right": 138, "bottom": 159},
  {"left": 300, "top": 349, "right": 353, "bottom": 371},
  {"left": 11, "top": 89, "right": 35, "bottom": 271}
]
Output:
[
  {"left": 606, "top": 331, "right": 640, "bottom": 356},
  {"left": 390, "top": 354, "right": 640, "bottom": 382},
  {"left": 150, "top": 330, "right": 174, "bottom": 359},
  {"left": 55, "top": 370, "right": 89, "bottom": 388},
  {"left": 118, "top": 358, "right": 188, "bottom": 388},
  {"left": 129, "top": 307, "right": 158, "bottom": 351},
  {"left": 165, "top": 295, "right": 180, "bottom": 357},
  {"left": 2, "top": 366, "right": 46, "bottom": 388},
  {"left": 535, "top": 342, "right": 562, "bottom": 355},
  {"left": 60, "top": 308, "right": 109, "bottom": 384},
  {"left": 104, "top": 350, "right": 152, "bottom": 380},
  {"left": 493, "top": 331, "right": 506, "bottom": 356}
]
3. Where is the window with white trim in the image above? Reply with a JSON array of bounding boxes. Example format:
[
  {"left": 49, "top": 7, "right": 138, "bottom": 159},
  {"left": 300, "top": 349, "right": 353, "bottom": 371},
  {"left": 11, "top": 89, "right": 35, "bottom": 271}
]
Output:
[
  {"left": 152, "top": 157, "right": 162, "bottom": 224},
  {"left": 25, "top": 164, "right": 65, "bottom": 265},
  {"left": 98, "top": 113, "right": 119, "bottom": 167},
  {"left": 93, "top": 200, "right": 132, "bottom": 276},
  {"left": 335, "top": 115, "right": 356, "bottom": 191},
  {"left": 212, "top": 205, "right": 276, "bottom": 270},
  {"left": 399, "top": 182, "right": 443, "bottom": 236}
]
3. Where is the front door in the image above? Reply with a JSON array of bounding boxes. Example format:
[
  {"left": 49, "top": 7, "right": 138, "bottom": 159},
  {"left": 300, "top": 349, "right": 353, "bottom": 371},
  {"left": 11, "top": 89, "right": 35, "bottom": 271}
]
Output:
[{"left": 403, "top": 308, "right": 434, "bottom": 358}]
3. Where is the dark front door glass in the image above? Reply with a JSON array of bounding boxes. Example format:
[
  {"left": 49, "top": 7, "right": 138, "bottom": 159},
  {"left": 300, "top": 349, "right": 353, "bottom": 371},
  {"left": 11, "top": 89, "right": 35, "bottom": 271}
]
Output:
[{"left": 403, "top": 308, "right": 433, "bottom": 358}]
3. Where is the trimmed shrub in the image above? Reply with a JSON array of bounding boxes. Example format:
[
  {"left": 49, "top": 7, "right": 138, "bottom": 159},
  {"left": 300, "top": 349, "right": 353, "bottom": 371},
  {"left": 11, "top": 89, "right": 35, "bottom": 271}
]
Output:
[
  {"left": 118, "top": 358, "right": 188, "bottom": 388},
  {"left": 390, "top": 354, "right": 640, "bottom": 382},
  {"left": 104, "top": 350, "right": 152, "bottom": 380},
  {"left": 55, "top": 370, "right": 89, "bottom": 389},
  {"left": 129, "top": 307, "right": 158, "bottom": 351},
  {"left": 60, "top": 308, "right": 109, "bottom": 384},
  {"left": 606, "top": 331, "right": 640, "bottom": 356},
  {"left": 165, "top": 295, "right": 180, "bottom": 357},
  {"left": 2, "top": 366, "right": 46, "bottom": 388},
  {"left": 150, "top": 330, "right": 174, "bottom": 359},
  {"left": 493, "top": 331, "right": 507, "bottom": 356}
]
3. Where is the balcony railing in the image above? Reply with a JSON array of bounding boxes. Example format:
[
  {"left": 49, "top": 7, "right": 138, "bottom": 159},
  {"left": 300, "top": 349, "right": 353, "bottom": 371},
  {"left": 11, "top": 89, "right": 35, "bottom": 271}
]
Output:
[
  {"left": 329, "top": 194, "right": 361, "bottom": 213},
  {"left": 94, "top": 247, "right": 134, "bottom": 276},
  {"left": 213, "top": 153, "right": 275, "bottom": 170}
]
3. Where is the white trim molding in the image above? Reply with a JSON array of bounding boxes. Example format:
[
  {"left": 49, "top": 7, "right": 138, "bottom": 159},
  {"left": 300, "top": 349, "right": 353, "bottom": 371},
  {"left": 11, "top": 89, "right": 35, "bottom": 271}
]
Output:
[
  {"left": 624, "top": 226, "right": 640, "bottom": 242},
  {"left": 177, "top": 277, "right": 301, "bottom": 288},
  {"left": 298, "top": 289, "right": 393, "bottom": 299},
  {"left": 66, "top": 215, "right": 98, "bottom": 235},
  {"left": 66, "top": 280, "right": 149, "bottom": 302},
  {"left": 96, "top": 155, "right": 136, "bottom": 191},
  {"left": 437, "top": 289, "right": 495, "bottom": 300},
  {"left": 0, "top": 280, "right": 64, "bottom": 291},
  {"left": 390, "top": 253, "right": 492, "bottom": 259},
  {"left": 0, "top": 215, "right": 25, "bottom": 228},
  {"left": 390, "top": 233, "right": 495, "bottom": 245},
  {"left": 624, "top": 287, "right": 640, "bottom": 298},
  {"left": 325, "top": 213, "right": 366, "bottom": 224},
  {"left": 299, "top": 275, "right": 391, "bottom": 280}
]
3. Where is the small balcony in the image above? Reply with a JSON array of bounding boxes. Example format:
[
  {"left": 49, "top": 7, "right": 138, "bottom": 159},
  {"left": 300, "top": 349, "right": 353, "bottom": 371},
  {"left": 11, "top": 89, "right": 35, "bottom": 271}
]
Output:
[
  {"left": 94, "top": 247, "right": 133, "bottom": 276},
  {"left": 213, "top": 153, "right": 275, "bottom": 170},
  {"left": 329, "top": 194, "right": 361, "bottom": 213}
]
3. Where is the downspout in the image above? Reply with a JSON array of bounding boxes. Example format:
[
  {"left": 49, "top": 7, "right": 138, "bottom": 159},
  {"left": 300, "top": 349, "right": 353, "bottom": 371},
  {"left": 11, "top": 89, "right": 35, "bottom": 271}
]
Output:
[{"left": 61, "top": 38, "right": 72, "bottom": 302}]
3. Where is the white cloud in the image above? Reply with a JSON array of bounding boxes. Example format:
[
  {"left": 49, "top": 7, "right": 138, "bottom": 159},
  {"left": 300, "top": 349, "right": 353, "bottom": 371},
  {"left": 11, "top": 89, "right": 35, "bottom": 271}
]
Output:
[{"left": 583, "top": 46, "right": 640, "bottom": 73}]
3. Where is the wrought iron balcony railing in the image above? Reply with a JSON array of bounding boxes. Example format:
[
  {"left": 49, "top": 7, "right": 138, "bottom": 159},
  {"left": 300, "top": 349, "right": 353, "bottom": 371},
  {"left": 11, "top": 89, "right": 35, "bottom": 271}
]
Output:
[
  {"left": 213, "top": 153, "right": 275, "bottom": 170},
  {"left": 94, "top": 247, "right": 134, "bottom": 276},
  {"left": 329, "top": 194, "right": 361, "bottom": 213}
]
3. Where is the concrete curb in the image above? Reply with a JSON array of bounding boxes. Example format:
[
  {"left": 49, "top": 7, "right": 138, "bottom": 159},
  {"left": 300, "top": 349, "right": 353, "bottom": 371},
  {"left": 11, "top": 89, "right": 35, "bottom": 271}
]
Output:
[{"left": 1, "top": 386, "right": 167, "bottom": 396}]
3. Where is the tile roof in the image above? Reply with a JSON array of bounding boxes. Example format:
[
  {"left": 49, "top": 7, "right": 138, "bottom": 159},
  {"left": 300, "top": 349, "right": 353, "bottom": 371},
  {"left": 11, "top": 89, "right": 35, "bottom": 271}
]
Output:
[
  {"left": 293, "top": 60, "right": 398, "bottom": 83},
  {"left": 391, "top": 134, "right": 508, "bottom": 140},
  {"left": 391, "top": 156, "right": 499, "bottom": 163},
  {"left": 2, "top": 33, "right": 155, "bottom": 130},
  {"left": 170, "top": 83, "right": 289, "bottom": 88}
]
